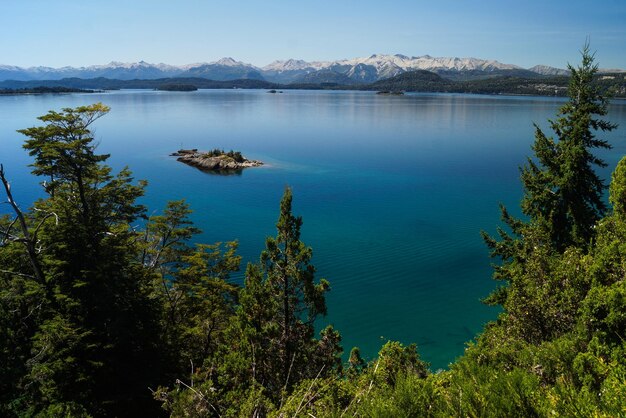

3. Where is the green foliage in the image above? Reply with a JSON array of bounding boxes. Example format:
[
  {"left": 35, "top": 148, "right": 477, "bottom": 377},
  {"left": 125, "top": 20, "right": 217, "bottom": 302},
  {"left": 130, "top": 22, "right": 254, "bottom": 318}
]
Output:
[
  {"left": 346, "top": 347, "right": 366, "bottom": 378},
  {"left": 0, "top": 104, "right": 243, "bottom": 417},
  {"left": 610, "top": 156, "right": 626, "bottom": 219},
  {"left": 202, "top": 149, "right": 245, "bottom": 163},
  {"left": 254, "top": 187, "right": 336, "bottom": 390},
  {"left": 3, "top": 47, "right": 626, "bottom": 417},
  {"left": 175, "top": 242, "right": 240, "bottom": 361},
  {"left": 279, "top": 45, "right": 626, "bottom": 418},
  {"left": 373, "top": 341, "right": 429, "bottom": 387},
  {"left": 518, "top": 44, "right": 615, "bottom": 251},
  {"left": 0, "top": 86, "right": 95, "bottom": 95},
  {"left": 0, "top": 104, "right": 167, "bottom": 416},
  {"left": 353, "top": 372, "right": 443, "bottom": 418},
  {"left": 482, "top": 44, "right": 617, "bottom": 338},
  {"left": 156, "top": 188, "right": 342, "bottom": 416}
]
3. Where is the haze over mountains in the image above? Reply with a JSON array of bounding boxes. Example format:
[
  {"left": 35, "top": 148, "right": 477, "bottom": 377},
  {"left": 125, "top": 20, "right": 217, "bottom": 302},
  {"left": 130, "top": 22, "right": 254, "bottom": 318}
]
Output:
[{"left": 0, "top": 54, "right": 578, "bottom": 84}]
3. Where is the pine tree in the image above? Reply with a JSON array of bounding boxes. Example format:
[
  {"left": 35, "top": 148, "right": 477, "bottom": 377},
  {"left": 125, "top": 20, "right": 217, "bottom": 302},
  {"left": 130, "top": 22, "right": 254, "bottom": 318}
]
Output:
[
  {"left": 483, "top": 45, "right": 617, "bottom": 305},
  {"left": 482, "top": 45, "right": 618, "bottom": 345},
  {"left": 260, "top": 187, "right": 332, "bottom": 389},
  {"left": 517, "top": 43, "right": 616, "bottom": 251},
  {"left": 157, "top": 188, "right": 342, "bottom": 416}
]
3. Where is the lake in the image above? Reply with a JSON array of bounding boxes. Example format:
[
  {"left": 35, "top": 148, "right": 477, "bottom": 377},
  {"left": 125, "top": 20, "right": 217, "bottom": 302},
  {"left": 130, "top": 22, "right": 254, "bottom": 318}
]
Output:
[{"left": 1, "top": 90, "right": 625, "bottom": 369}]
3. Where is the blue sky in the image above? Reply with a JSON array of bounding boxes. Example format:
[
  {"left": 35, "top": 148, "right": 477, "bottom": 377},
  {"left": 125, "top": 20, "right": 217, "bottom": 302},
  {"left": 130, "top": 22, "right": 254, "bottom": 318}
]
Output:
[{"left": 3, "top": 0, "right": 625, "bottom": 69}]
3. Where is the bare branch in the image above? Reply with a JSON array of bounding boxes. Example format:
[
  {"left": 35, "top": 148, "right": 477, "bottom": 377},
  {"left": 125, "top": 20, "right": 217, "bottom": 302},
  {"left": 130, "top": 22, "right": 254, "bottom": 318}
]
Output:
[
  {"left": 0, "top": 216, "right": 19, "bottom": 245},
  {"left": 174, "top": 379, "right": 221, "bottom": 417},
  {"left": 280, "top": 352, "right": 298, "bottom": 409},
  {"left": 293, "top": 365, "right": 325, "bottom": 417},
  {"left": 32, "top": 209, "right": 59, "bottom": 243},
  {"left": 0, "top": 164, "right": 45, "bottom": 282},
  {"left": 0, "top": 269, "right": 36, "bottom": 279}
]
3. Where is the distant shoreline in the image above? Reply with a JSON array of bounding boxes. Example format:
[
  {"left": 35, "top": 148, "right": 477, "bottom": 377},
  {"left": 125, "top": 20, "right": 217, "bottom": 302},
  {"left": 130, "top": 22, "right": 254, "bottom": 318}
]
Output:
[
  {"left": 0, "top": 86, "right": 96, "bottom": 95},
  {"left": 1, "top": 70, "right": 624, "bottom": 98}
]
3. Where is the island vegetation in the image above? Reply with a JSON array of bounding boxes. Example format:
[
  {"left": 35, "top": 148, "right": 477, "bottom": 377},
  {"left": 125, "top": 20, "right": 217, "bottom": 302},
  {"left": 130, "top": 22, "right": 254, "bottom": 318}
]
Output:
[
  {"left": 1, "top": 47, "right": 626, "bottom": 417},
  {"left": 156, "top": 83, "right": 198, "bottom": 92},
  {"left": 172, "top": 148, "right": 263, "bottom": 173},
  {"left": 376, "top": 90, "right": 405, "bottom": 95},
  {"left": 0, "top": 86, "right": 95, "bottom": 95}
]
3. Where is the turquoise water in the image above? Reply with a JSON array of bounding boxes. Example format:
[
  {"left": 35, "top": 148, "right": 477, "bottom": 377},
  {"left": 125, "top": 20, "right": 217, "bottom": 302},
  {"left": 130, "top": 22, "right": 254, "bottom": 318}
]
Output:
[{"left": 1, "top": 90, "right": 625, "bottom": 369}]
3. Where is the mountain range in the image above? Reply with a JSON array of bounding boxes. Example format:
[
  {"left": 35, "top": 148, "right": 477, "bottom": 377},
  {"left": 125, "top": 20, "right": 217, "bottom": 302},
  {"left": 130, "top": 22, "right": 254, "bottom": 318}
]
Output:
[{"left": 0, "top": 54, "right": 582, "bottom": 84}]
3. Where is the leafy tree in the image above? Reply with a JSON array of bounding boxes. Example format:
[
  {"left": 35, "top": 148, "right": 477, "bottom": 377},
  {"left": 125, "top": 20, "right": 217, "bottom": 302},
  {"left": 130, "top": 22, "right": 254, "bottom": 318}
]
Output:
[
  {"left": 168, "top": 241, "right": 240, "bottom": 371},
  {"left": 1, "top": 103, "right": 164, "bottom": 416}
]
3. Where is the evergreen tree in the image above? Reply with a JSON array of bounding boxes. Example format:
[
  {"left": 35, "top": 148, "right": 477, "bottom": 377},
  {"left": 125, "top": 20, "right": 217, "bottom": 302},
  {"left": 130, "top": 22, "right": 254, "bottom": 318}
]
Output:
[
  {"left": 507, "top": 44, "right": 615, "bottom": 251},
  {"left": 158, "top": 188, "right": 342, "bottom": 416},
  {"left": 483, "top": 44, "right": 617, "bottom": 309},
  {"left": 224, "top": 187, "right": 341, "bottom": 401},
  {"left": 1, "top": 104, "right": 165, "bottom": 416},
  {"left": 3, "top": 103, "right": 245, "bottom": 416},
  {"left": 259, "top": 187, "right": 333, "bottom": 389}
]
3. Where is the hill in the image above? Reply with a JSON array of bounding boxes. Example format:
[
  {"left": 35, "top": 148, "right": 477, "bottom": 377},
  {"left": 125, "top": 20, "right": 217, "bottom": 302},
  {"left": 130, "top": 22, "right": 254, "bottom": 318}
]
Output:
[
  {"left": 368, "top": 70, "right": 452, "bottom": 92},
  {"left": 1, "top": 71, "right": 624, "bottom": 99},
  {"left": 0, "top": 77, "right": 277, "bottom": 90}
]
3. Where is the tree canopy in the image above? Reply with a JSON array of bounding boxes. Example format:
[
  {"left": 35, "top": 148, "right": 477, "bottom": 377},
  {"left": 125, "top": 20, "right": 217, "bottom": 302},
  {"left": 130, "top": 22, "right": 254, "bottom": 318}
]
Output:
[{"left": 2, "top": 45, "right": 626, "bottom": 417}]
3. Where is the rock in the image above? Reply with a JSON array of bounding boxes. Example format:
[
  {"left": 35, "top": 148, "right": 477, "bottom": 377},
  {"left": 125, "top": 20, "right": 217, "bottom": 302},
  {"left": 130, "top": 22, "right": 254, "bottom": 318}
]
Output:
[
  {"left": 173, "top": 149, "right": 263, "bottom": 173},
  {"left": 170, "top": 148, "right": 198, "bottom": 156}
]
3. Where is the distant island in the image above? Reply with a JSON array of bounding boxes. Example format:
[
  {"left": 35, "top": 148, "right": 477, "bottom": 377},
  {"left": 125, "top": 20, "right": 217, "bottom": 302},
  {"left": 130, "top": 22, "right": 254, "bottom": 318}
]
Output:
[
  {"left": 172, "top": 148, "right": 263, "bottom": 173},
  {"left": 156, "top": 83, "right": 197, "bottom": 91},
  {"left": 376, "top": 90, "right": 405, "bottom": 95},
  {"left": 0, "top": 86, "right": 95, "bottom": 95}
]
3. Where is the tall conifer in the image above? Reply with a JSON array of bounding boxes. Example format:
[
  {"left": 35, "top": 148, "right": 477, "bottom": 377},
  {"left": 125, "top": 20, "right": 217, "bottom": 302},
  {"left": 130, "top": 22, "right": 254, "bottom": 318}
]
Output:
[{"left": 483, "top": 44, "right": 617, "bottom": 306}]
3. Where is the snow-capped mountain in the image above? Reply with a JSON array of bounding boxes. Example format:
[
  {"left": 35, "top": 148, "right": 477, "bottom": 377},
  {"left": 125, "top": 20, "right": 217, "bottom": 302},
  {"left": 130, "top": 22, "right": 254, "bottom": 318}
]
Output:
[
  {"left": 2, "top": 53, "right": 611, "bottom": 84},
  {"left": 599, "top": 68, "right": 626, "bottom": 74},
  {"left": 260, "top": 59, "right": 329, "bottom": 83},
  {"left": 262, "top": 59, "right": 328, "bottom": 72},
  {"left": 0, "top": 61, "right": 183, "bottom": 81},
  {"left": 335, "top": 53, "right": 520, "bottom": 72},
  {"left": 211, "top": 57, "right": 248, "bottom": 67},
  {"left": 260, "top": 54, "right": 527, "bottom": 83},
  {"left": 183, "top": 57, "right": 264, "bottom": 80},
  {"left": 0, "top": 59, "right": 264, "bottom": 81},
  {"left": 528, "top": 65, "right": 569, "bottom": 76},
  {"left": 0, "top": 65, "right": 30, "bottom": 81}
]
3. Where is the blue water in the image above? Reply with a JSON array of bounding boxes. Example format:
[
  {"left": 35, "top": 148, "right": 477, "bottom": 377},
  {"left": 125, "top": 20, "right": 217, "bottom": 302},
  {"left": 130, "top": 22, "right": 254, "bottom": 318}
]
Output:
[{"left": 1, "top": 90, "right": 625, "bottom": 369}]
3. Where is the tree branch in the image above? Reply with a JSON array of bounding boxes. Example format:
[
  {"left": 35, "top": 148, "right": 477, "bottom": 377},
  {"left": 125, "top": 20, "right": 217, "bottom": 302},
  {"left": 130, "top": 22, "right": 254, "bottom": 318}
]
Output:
[{"left": 0, "top": 164, "right": 45, "bottom": 282}]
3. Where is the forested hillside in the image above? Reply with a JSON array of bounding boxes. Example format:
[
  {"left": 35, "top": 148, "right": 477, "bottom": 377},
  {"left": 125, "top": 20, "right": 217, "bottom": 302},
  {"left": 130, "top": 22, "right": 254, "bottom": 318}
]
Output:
[
  {"left": 2, "top": 69, "right": 624, "bottom": 99},
  {"left": 1, "top": 47, "right": 625, "bottom": 417}
]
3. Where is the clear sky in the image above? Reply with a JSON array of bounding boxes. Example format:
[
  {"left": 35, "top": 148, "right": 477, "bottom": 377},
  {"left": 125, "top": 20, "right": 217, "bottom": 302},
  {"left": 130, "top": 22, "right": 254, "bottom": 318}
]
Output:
[{"left": 2, "top": 0, "right": 625, "bottom": 69}]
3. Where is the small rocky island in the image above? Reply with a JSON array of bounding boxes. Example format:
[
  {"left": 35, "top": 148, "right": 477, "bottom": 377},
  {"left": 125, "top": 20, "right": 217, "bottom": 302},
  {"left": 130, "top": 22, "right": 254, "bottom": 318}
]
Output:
[
  {"left": 376, "top": 90, "right": 405, "bottom": 95},
  {"left": 172, "top": 149, "right": 263, "bottom": 173}
]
